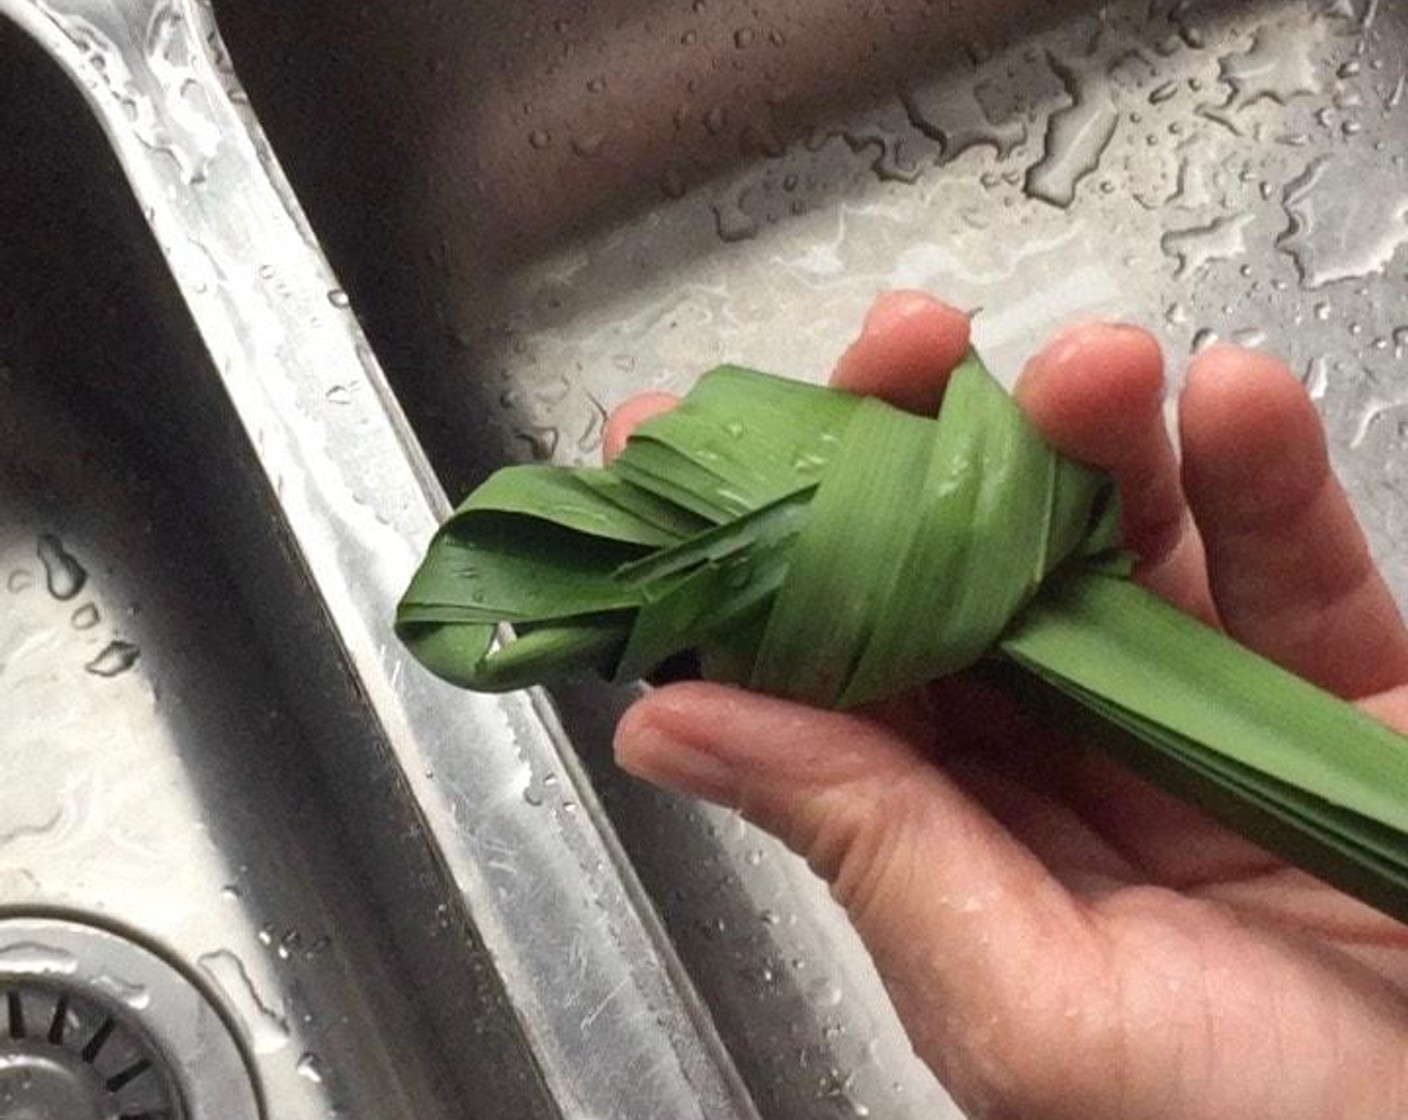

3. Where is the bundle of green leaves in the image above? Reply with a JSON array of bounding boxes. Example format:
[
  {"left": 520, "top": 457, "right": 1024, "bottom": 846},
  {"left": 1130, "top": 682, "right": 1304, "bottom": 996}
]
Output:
[{"left": 398, "top": 352, "right": 1408, "bottom": 921}]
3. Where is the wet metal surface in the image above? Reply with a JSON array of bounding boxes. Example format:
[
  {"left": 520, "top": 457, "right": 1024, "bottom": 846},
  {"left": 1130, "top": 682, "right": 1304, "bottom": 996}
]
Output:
[
  {"left": 214, "top": 0, "right": 1408, "bottom": 1116},
  {"left": 1, "top": 3, "right": 757, "bottom": 1119},
  {"left": 4, "top": 0, "right": 1407, "bottom": 1117}
]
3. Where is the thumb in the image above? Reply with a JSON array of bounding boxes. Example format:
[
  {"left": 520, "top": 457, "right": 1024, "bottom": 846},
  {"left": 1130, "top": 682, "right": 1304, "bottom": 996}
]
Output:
[{"left": 614, "top": 682, "right": 1095, "bottom": 1081}]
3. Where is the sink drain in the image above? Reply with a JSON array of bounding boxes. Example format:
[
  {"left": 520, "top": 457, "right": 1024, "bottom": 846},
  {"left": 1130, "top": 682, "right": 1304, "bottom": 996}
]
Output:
[
  {"left": 2, "top": 980, "right": 179, "bottom": 1118},
  {"left": 0, "top": 917, "right": 261, "bottom": 1120}
]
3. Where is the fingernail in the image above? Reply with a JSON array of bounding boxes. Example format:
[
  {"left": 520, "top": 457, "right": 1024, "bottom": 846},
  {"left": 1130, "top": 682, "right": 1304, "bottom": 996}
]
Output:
[
  {"left": 1038, "top": 320, "right": 1140, "bottom": 371},
  {"left": 615, "top": 714, "right": 739, "bottom": 803},
  {"left": 864, "top": 291, "right": 969, "bottom": 334}
]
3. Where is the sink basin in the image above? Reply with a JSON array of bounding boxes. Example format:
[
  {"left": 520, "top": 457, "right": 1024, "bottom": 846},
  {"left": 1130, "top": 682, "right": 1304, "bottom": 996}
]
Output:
[
  {"left": 0, "top": 4, "right": 757, "bottom": 1119},
  {"left": 6, "top": 0, "right": 1408, "bottom": 1116},
  {"left": 210, "top": 0, "right": 1408, "bottom": 1116},
  {"left": 0, "top": 16, "right": 556, "bottom": 1120},
  {"left": 216, "top": 0, "right": 1408, "bottom": 592}
]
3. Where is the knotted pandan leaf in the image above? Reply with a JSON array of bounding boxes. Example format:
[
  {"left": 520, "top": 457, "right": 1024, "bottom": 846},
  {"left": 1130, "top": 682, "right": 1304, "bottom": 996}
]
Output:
[{"left": 398, "top": 351, "right": 1408, "bottom": 922}]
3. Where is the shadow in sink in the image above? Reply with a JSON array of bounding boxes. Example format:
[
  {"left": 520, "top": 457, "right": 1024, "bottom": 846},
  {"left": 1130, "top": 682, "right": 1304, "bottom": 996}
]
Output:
[
  {"left": 216, "top": 0, "right": 1408, "bottom": 1117},
  {"left": 215, "top": 0, "right": 1097, "bottom": 486},
  {"left": 0, "top": 18, "right": 558, "bottom": 1120}
]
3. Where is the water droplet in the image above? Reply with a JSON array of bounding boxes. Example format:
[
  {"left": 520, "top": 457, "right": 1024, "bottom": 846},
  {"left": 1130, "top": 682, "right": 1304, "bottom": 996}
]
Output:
[
  {"left": 1161, "top": 212, "right": 1256, "bottom": 278},
  {"left": 704, "top": 106, "right": 728, "bottom": 135},
  {"left": 1303, "top": 356, "right": 1331, "bottom": 401},
  {"left": 1387, "top": 73, "right": 1405, "bottom": 110},
  {"left": 841, "top": 127, "right": 920, "bottom": 184},
  {"left": 36, "top": 535, "right": 86, "bottom": 600},
  {"left": 325, "top": 384, "right": 352, "bottom": 405},
  {"left": 900, "top": 81, "right": 1026, "bottom": 163},
  {"left": 1220, "top": 21, "right": 1324, "bottom": 108},
  {"left": 528, "top": 129, "right": 553, "bottom": 149},
  {"left": 571, "top": 132, "right": 605, "bottom": 157},
  {"left": 326, "top": 288, "right": 350, "bottom": 309},
  {"left": 586, "top": 76, "right": 606, "bottom": 93},
  {"left": 514, "top": 426, "right": 560, "bottom": 460},
  {"left": 724, "top": 421, "right": 745, "bottom": 438},
  {"left": 92, "top": 974, "right": 150, "bottom": 1011},
  {"left": 198, "top": 950, "right": 290, "bottom": 1055},
  {"left": 1024, "top": 55, "right": 1119, "bottom": 209},
  {"left": 0, "top": 943, "right": 79, "bottom": 976},
  {"left": 70, "top": 604, "right": 100, "bottom": 630},
  {"left": 1278, "top": 157, "right": 1408, "bottom": 287},
  {"left": 1148, "top": 80, "right": 1178, "bottom": 105},
  {"left": 745, "top": 847, "right": 764, "bottom": 865},
  {"left": 6, "top": 569, "right": 34, "bottom": 593},
  {"left": 277, "top": 930, "right": 302, "bottom": 961},
  {"left": 660, "top": 165, "right": 687, "bottom": 200},
  {"left": 296, "top": 1053, "right": 324, "bottom": 1083},
  {"left": 712, "top": 198, "right": 758, "bottom": 243},
  {"left": 808, "top": 976, "right": 844, "bottom": 1007},
  {"left": 221, "top": 884, "right": 243, "bottom": 902},
  {"left": 577, "top": 406, "right": 605, "bottom": 454},
  {"left": 733, "top": 27, "right": 756, "bottom": 48},
  {"left": 85, "top": 641, "right": 140, "bottom": 678}
]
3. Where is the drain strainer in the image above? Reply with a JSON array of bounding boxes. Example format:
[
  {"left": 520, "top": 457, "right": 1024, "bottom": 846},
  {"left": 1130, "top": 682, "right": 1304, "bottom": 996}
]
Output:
[
  {"left": 2, "top": 981, "right": 179, "bottom": 1118},
  {"left": 0, "top": 917, "right": 260, "bottom": 1120}
]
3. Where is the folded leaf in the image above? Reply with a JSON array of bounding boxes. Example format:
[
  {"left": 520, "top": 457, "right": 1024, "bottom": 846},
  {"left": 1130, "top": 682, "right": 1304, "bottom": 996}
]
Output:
[{"left": 396, "top": 352, "right": 1408, "bottom": 922}]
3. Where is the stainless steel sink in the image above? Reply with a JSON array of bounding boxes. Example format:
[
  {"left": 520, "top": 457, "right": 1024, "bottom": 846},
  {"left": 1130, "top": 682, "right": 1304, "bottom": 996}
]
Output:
[
  {"left": 0, "top": 14, "right": 557, "bottom": 1120},
  {"left": 5, "top": 0, "right": 1408, "bottom": 1117},
  {"left": 0, "top": 3, "right": 757, "bottom": 1119}
]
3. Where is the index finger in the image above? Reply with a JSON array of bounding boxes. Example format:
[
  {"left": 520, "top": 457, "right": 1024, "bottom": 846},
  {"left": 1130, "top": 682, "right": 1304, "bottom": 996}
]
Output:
[{"left": 829, "top": 290, "right": 973, "bottom": 413}]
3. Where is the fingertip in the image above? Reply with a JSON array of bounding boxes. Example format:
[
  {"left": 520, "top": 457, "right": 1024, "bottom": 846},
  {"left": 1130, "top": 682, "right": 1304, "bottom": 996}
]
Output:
[
  {"left": 602, "top": 391, "right": 681, "bottom": 463},
  {"left": 613, "top": 683, "right": 748, "bottom": 803},
  {"left": 1176, "top": 344, "right": 1408, "bottom": 695},
  {"left": 1180, "top": 345, "right": 1325, "bottom": 497},
  {"left": 1016, "top": 321, "right": 1166, "bottom": 456},
  {"left": 832, "top": 291, "right": 972, "bottom": 414},
  {"left": 1014, "top": 321, "right": 1206, "bottom": 601},
  {"left": 616, "top": 680, "right": 754, "bottom": 746},
  {"left": 1183, "top": 344, "right": 1313, "bottom": 420}
]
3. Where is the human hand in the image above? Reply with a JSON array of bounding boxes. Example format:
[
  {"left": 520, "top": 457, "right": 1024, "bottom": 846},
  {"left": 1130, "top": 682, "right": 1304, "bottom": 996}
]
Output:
[{"left": 605, "top": 292, "right": 1408, "bottom": 1120}]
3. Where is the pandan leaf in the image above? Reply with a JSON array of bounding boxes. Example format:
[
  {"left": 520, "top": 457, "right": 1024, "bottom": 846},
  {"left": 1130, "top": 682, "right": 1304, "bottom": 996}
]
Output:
[{"left": 397, "top": 352, "right": 1408, "bottom": 922}]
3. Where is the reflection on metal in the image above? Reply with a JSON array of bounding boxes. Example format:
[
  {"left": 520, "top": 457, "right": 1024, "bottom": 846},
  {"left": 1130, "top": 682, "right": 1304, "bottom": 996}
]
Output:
[
  {"left": 6, "top": 0, "right": 1408, "bottom": 1116},
  {"left": 210, "top": 0, "right": 1408, "bottom": 1117},
  {"left": 0, "top": 2, "right": 758, "bottom": 1119}
]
